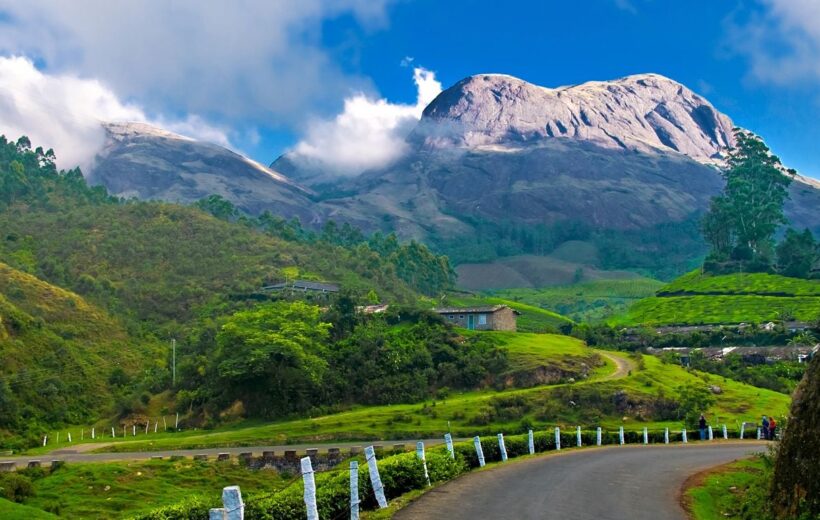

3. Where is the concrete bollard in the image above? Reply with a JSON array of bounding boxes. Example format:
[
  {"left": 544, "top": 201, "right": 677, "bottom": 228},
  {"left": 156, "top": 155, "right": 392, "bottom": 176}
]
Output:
[
  {"left": 327, "top": 448, "right": 341, "bottom": 459},
  {"left": 596, "top": 427, "right": 602, "bottom": 446},
  {"left": 577, "top": 426, "right": 582, "bottom": 447},
  {"left": 51, "top": 460, "right": 64, "bottom": 469},
  {"left": 43, "top": 435, "right": 47, "bottom": 447},
  {"left": 27, "top": 460, "right": 41, "bottom": 469},
  {"left": 445, "top": 433, "right": 455, "bottom": 459},
  {"left": 111, "top": 427, "right": 115, "bottom": 438},
  {"left": 284, "top": 450, "right": 297, "bottom": 460},
  {"left": 643, "top": 427, "right": 648, "bottom": 445},
  {"left": 723, "top": 424, "right": 728, "bottom": 440},
  {"left": 92, "top": 427, "right": 95, "bottom": 440},
  {"left": 349, "top": 446, "right": 362, "bottom": 456},
  {"left": 364, "top": 446, "right": 388, "bottom": 509},
  {"left": 262, "top": 451, "right": 275, "bottom": 461},
  {"left": 392, "top": 444, "right": 405, "bottom": 453},
  {"left": 238, "top": 452, "right": 252, "bottom": 465},
  {"left": 497, "top": 434, "right": 508, "bottom": 462},
  {"left": 619, "top": 426, "right": 624, "bottom": 445},
  {"left": 740, "top": 423, "right": 745, "bottom": 439},
  {"left": 664, "top": 427, "right": 669, "bottom": 444},
  {"left": 133, "top": 425, "right": 136, "bottom": 437},
  {"left": 217, "top": 453, "right": 230, "bottom": 462},
  {"left": 528, "top": 429, "right": 535, "bottom": 455},
  {"left": 682, "top": 429, "right": 688, "bottom": 443},
  {"left": 417, "top": 441, "right": 430, "bottom": 485},
  {"left": 350, "top": 460, "right": 360, "bottom": 520},
  {"left": 473, "top": 436, "right": 486, "bottom": 467},
  {"left": 554, "top": 427, "right": 561, "bottom": 451},
  {"left": 708, "top": 425, "right": 713, "bottom": 441},
  {"left": 194, "top": 454, "right": 208, "bottom": 461},
  {"left": 305, "top": 449, "right": 318, "bottom": 460},
  {"left": 301, "top": 457, "right": 319, "bottom": 520},
  {"left": 209, "top": 485, "right": 244, "bottom": 520},
  {"left": 0, "top": 462, "right": 15, "bottom": 472}
]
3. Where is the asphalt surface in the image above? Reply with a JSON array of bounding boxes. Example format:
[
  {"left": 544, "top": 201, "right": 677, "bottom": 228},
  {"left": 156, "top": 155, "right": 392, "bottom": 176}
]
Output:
[
  {"left": 395, "top": 442, "right": 767, "bottom": 520},
  {"left": 0, "top": 439, "right": 449, "bottom": 468}
]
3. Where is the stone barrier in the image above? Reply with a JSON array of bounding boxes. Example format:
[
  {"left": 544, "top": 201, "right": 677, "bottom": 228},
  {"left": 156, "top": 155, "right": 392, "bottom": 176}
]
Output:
[
  {"left": 27, "top": 460, "right": 41, "bottom": 469},
  {"left": 217, "top": 453, "right": 230, "bottom": 462},
  {"left": 194, "top": 454, "right": 208, "bottom": 461},
  {"left": 0, "top": 461, "right": 15, "bottom": 472}
]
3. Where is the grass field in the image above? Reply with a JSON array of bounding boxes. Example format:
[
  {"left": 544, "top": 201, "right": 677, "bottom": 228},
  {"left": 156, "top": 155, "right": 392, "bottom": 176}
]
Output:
[
  {"left": 15, "top": 459, "right": 290, "bottom": 519},
  {"left": 685, "top": 457, "right": 766, "bottom": 520},
  {"left": 616, "top": 272, "right": 820, "bottom": 326},
  {"left": 19, "top": 332, "right": 788, "bottom": 455},
  {"left": 440, "top": 294, "right": 574, "bottom": 332},
  {"left": 0, "top": 498, "right": 56, "bottom": 519},
  {"left": 492, "top": 278, "right": 664, "bottom": 322}
]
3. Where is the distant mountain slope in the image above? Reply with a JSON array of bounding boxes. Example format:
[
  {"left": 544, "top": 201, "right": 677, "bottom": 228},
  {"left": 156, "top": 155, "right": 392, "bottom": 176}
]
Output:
[{"left": 89, "top": 122, "right": 320, "bottom": 224}]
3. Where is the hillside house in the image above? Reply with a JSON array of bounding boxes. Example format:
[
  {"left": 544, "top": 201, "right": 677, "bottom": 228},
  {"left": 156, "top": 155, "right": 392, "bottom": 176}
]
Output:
[{"left": 433, "top": 305, "right": 519, "bottom": 331}]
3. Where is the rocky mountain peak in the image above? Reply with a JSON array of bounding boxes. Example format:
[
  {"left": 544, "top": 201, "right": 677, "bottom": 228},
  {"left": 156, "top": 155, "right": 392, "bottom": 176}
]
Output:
[{"left": 417, "top": 72, "right": 736, "bottom": 163}]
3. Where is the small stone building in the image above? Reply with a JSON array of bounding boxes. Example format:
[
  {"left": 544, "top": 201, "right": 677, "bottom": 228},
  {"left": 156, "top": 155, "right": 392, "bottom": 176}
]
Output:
[{"left": 433, "top": 305, "right": 519, "bottom": 331}]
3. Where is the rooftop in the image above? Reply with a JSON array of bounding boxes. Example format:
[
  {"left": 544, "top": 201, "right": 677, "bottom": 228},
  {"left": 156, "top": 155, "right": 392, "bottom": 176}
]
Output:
[{"left": 433, "top": 305, "right": 519, "bottom": 314}]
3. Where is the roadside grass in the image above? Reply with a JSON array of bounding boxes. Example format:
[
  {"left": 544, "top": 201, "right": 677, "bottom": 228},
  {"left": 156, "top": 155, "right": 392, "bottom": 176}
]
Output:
[
  {"left": 0, "top": 498, "right": 57, "bottom": 519},
  {"left": 491, "top": 278, "right": 664, "bottom": 322},
  {"left": 614, "top": 295, "right": 820, "bottom": 326},
  {"left": 440, "top": 294, "right": 574, "bottom": 332},
  {"left": 685, "top": 457, "right": 766, "bottom": 520},
  {"left": 19, "top": 459, "right": 289, "bottom": 519}
]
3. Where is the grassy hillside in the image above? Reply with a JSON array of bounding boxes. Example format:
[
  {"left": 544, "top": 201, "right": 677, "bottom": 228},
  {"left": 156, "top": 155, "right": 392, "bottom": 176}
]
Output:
[
  {"left": 0, "top": 263, "right": 160, "bottom": 446},
  {"left": 439, "top": 294, "right": 574, "bottom": 332},
  {"left": 492, "top": 278, "right": 664, "bottom": 322},
  {"left": 29, "top": 335, "right": 787, "bottom": 454},
  {"left": 616, "top": 271, "right": 820, "bottom": 326}
]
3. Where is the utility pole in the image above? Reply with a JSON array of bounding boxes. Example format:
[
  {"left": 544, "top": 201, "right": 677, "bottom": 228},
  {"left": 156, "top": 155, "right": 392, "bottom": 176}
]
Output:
[{"left": 172, "top": 338, "right": 176, "bottom": 387}]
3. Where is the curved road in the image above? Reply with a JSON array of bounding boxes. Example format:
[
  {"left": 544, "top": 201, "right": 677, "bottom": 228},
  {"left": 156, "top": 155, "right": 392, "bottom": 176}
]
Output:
[{"left": 396, "top": 443, "right": 766, "bottom": 520}]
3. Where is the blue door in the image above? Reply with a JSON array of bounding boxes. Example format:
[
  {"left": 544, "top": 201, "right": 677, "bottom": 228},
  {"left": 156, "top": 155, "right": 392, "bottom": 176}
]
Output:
[{"left": 467, "top": 314, "right": 475, "bottom": 330}]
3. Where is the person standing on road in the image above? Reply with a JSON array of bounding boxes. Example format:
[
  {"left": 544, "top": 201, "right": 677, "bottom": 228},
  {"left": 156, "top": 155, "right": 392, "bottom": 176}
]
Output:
[
  {"left": 762, "top": 416, "right": 770, "bottom": 440},
  {"left": 698, "top": 414, "right": 707, "bottom": 441},
  {"left": 768, "top": 417, "right": 776, "bottom": 440}
]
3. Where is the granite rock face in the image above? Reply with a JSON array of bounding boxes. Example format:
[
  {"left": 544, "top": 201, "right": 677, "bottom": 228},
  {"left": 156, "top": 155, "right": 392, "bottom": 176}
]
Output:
[{"left": 90, "top": 122, "right": 320, "bottom": 224}]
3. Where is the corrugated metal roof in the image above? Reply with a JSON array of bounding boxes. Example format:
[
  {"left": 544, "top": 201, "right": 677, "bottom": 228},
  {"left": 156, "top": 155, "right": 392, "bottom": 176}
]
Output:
[
  {"left": 433, "top": 305, "right": 508, "bottom": 314},
  {"left": 262, "top": 280, "right": 340, "bottom": 292}
]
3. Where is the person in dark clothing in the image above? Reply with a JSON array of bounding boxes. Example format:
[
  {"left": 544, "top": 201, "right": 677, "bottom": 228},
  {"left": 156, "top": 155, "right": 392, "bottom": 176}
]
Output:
[
  {"left": 762, "top": 416, "right": 770, "bottom": 440},
  {"left": 768, "top": 417, "right": 777, "bottom": 440},
  {"left": 699, "top": 414, "right": 707, "bottom": 441}
]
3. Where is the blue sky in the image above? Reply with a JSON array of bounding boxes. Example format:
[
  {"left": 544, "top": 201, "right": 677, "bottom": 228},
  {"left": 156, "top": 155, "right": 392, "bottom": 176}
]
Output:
[{"left": 0, "top": 0, "right": 818, "bottom": 178}]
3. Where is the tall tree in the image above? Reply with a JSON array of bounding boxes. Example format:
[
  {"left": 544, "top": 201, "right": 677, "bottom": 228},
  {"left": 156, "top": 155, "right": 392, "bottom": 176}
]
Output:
[
  {"left": 777, "top": 228, "right": 818, "bottom": 278},
  {"left": 703, "top": 129, "right": 794, "bottom": 266}
]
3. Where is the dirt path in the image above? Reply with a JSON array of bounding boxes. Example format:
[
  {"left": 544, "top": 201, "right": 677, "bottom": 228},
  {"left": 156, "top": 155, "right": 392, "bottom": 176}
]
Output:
[{"left": 598, "top": 350, "right": 634, "bottom": 380}]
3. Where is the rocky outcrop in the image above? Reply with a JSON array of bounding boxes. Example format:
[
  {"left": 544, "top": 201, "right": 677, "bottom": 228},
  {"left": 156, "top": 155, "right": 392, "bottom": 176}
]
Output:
[{"left": 89, "top": 122, "right": 320, "bottom": 224}]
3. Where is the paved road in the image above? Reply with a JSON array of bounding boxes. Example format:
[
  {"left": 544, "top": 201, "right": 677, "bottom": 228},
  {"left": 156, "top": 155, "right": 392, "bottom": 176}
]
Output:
[
  {"left": 396, "top": 443, "right": 766, "bottom": 520},
  {"left": 0, "top": 439, "right": 450, "bottom": 468}
]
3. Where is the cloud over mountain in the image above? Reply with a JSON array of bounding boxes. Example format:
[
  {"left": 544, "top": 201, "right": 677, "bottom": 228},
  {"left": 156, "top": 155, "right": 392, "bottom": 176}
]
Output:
[
  {"left": 0, "top": 56, "right": 229, "bottom": 169},
  {"left": 289, "top": 67, "right": 442, "bottom": 175}
]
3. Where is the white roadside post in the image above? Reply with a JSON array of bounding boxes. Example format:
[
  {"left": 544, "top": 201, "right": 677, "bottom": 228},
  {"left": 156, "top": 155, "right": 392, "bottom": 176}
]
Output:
[
  {"left": 740, "top": 423, "right": 745, "bottom": 439},
  {"left": 209, "top": 485, "right": 244, "bottom": 520},
  {"left": 92, "top": 427, "right": 95, "bottom": 440},
  {"left": 596, "top": 427, "right": 602, "bottom": 446},
  {"left": 473, "top": 436, "right": 486, "bottom": 467},
  {"left": 708, "top": 425, "right": 713, "bottom": 441},
  {"left": 757, "top": 427, "right": 762, "bottom": 440},
  {"left": 445, "top": 433, "right": 455, "bottom": 459},
  {"left": 68, "top": 432, "right": 72, "bottom": 443},
  {"left": 145, "top": 421, "right": 149, "bottom": 434},
  {"left": 133, "top": 425, "right": 136, "bottom": 437},
  {"left": 417, "top": 441, "right": 431, "bottom": 485},
  {"left": 497, "top": 434, "right": 508, "bottom": 462},
  {"left": 81, "top": 430, "right": 84, "bottom": 441},
  {"left": 576, "top": 426, "right": 582, "bottom": 448},
  {"left": 42, "top": 435, "right": 47, "bottom": 447},
  {"left": 301, "top": 457, "right": 319, "bottom": 520},
  {"left": 56, "top": 432, "right": 60, "bottom": 444},
  {"left": 365, "top": 446, "right": 388, "bottom": 508},
  {"left": 618, "top": 427, "right": 624, "bottom": 446},
  {"left": 682, "top": 429, "right": 688, "bottom": 443},
  {"left": 528, "top": 429, "right": 535, "bottom": 455},
  {"left": 111, "top": 427, "right": 115, "bottom": 438},
  {"left": 554, "top": 427, "right": 561, "bottom": 451},
  {"left": 154, "top": 420, "right": 158, "bottom": 433},
  {"left": 664, "top": 427, "right": 669, "bottom": 444},
  {"left": 350, "top": 461, "right": 360, "bottom": 520},
  {"left": 175, "top": 412, "right": 179, "bottom": 430},
  {"left": 643, "top": 427, "right": 648, "bottom": 445},
  {"left": 163, "top": 416, "right": 168, "bottom": 431},
  {"left": 723, "top": 424, "right": 728, "bottom": 440}
]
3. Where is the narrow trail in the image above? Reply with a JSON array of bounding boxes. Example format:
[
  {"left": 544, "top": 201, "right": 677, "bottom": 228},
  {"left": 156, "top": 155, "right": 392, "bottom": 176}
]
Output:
[{"left": 597, "top": 350, "right": 634, "bottom": 380}]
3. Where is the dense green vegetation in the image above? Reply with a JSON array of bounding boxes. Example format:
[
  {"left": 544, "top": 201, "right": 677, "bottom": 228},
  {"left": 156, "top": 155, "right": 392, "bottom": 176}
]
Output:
[
  {"left": 615, "top": 271, "right": 820, "bottom": 326},
  {"left": 685, "top": 457, "right": 773, "bottom": 520},
  {"left": 491, "top": 278, "right": 664, "bottom": 322},
  {"left": 176, "top": 301, "right": 510, "bottom": 425}
]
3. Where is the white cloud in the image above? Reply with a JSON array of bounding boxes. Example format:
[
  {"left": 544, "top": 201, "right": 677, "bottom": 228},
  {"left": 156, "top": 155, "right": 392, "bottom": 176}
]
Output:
[
  {"left": 0, "top": 56, "right": 229, "bottom": 169},
  {"left": 727, "top": 0, "right": 820, "bottom": 85},
  {"left": 291, "top": 67, "right": 442, "bottom": 175},
  {"left": 0, "top": 1, "right": 392, "bottom": 127}
]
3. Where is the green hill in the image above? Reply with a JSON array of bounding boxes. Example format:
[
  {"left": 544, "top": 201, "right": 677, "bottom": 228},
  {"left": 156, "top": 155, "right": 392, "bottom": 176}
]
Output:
[
  {"left": 0, "top": 262, "right": 159, "bottom": 447},
  {"left": 616, "top": 271, "right": 820, "bottom": 326},
  {"left": 439, "top": 294, "right": 574, "bottom": 332}
]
